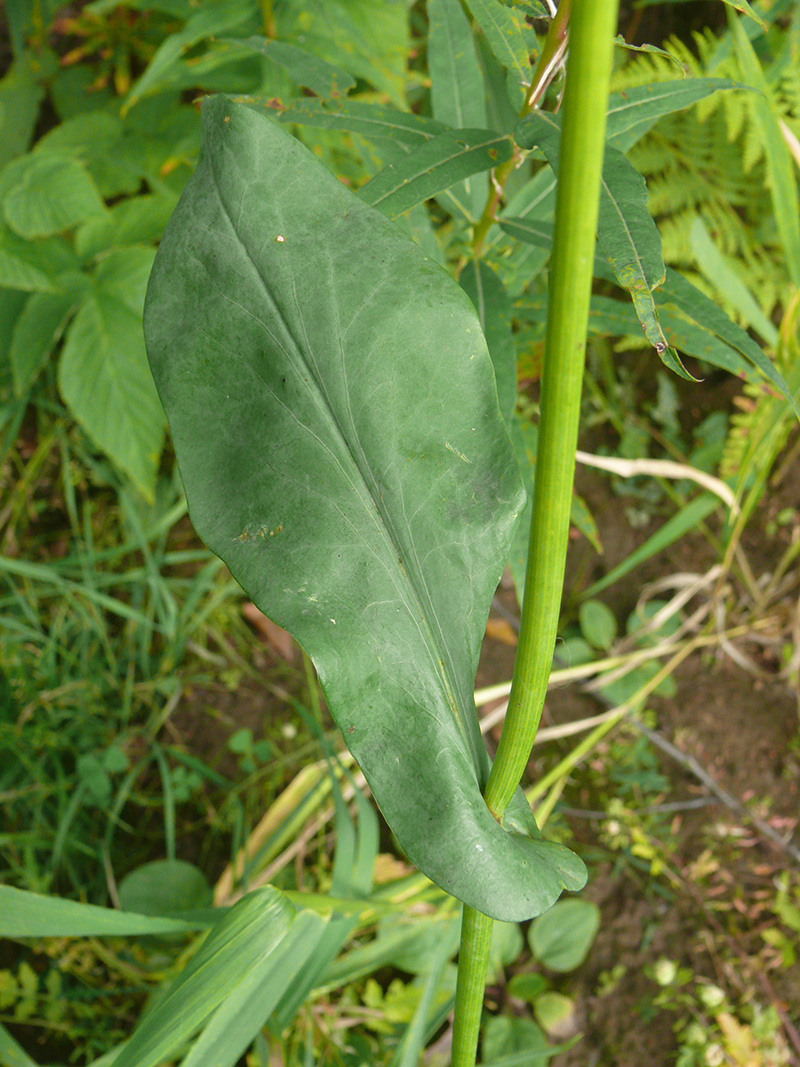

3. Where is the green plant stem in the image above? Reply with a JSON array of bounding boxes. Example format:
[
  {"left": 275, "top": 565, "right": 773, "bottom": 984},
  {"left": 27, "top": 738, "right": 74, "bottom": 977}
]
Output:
[
  {"left": 451, "top": 5, "right": 619, "bottom": 1065},
  {"left": 485, "top": 0, "right": 620, "bottom": 817},
  {"left": 450, "top": 905, "right": 493, "bottom": 1066}
]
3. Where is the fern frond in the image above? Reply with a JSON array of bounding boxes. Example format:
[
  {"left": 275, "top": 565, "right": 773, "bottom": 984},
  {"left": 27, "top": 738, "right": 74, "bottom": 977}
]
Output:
[{"left": 611, "top": 27, "right": 797, "bottom": 326}]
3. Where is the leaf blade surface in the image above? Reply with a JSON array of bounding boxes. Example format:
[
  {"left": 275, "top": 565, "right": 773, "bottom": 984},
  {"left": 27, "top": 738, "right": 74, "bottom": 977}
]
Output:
[
  {"left": 359, "top": 129, "right": 513, "bottom": 218},
  {"left": 144, "top": 97, "right": 585, "bottom": 919}
]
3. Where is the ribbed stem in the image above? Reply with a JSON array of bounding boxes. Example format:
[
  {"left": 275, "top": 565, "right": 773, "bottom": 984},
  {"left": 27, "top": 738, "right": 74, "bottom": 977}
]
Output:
[
  {"left": 451, "top": 3, "right": 620, "bottom": 1064},
  {"left": 484, "top": 0, "right": 620, "bottom": 817}
]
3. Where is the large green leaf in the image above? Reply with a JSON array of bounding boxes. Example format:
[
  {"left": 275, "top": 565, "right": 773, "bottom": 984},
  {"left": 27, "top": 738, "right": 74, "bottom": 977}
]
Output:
[{"left": 144, "top": 96, "right": 586, "bottom": 920}]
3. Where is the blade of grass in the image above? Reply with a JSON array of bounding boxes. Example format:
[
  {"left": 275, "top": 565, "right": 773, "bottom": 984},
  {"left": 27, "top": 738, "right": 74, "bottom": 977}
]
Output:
[{"left": 0, "top": 1022, "right": 38, "bottom": 1067}]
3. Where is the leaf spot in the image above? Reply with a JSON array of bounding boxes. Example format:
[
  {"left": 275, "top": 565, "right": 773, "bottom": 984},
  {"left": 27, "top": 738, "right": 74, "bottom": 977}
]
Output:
[
  {"left": 445, "top": 441, "right": 471, "bottom": 464},
  {"left": 275, "top": 234, "right": 286, "bottom": 243}
]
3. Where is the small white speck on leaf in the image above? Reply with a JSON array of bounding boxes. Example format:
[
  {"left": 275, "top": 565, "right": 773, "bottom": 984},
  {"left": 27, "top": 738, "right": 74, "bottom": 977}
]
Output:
[{"left": 275, "top": 235, "right": 286, "bottom": 243}]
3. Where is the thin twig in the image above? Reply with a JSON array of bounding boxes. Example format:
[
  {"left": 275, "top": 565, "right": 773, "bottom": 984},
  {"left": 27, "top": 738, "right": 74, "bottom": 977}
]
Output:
[{"left": 631, "top": 720, "right": 800, "bottom": 864}]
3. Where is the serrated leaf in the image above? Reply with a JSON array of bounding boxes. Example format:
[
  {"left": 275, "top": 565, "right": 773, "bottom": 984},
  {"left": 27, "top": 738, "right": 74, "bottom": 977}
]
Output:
[
  {"left": 144, "top": 97, "right": 586, "bottom": 920},
  {"left": 10, "top": 276, "right": 86, "bottom": 393},
  {"left": 0, "top": 55, "right": 44, "bottom": 168},
  {"left": 3, "top": 155, "right": 107, "bottom": 238},
  {"left": 0, "top": 226, "right": 79, "bottom": 291},
  {"left": 35, "top": 111, "right": 153, "bottom": 199},
  {"left": 226, "top": 37, "right": 355, "bottom": 98},
  {"left": 75, "top": 192, "right": 180, "bottom": 258},
  {"left": 59, "top": 247, "right": 166, "bottom": 498},
  {"left": 277, "top": 97, "right": 448, "bottom": 149},
  {"left": 359, "top": 129, "right": 513, "bottom": 218}
]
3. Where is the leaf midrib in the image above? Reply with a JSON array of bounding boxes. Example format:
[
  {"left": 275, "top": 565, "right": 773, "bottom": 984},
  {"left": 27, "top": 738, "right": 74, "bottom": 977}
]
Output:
[{"left": 208, "top": 163, "right": 474, "bottom": 747}]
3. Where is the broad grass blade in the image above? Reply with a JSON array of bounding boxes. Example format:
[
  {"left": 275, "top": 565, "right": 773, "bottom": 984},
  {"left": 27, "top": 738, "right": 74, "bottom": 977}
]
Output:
[{"left": 0, "top": 885, "right": 211, "bottom": 937}]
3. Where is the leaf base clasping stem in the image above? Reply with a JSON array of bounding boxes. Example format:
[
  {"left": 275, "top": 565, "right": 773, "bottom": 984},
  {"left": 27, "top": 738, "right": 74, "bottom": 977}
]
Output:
[{"left": 451, "top": 1, "right": 620, "bottom": 1064}]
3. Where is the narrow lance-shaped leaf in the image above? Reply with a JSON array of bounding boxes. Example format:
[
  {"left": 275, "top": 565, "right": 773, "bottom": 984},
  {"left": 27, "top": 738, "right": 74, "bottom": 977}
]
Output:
[
  {"left": 462, "top": 0, "right": 532, "bottom": 108},
  {"left": 603, "top": 78, "right": 745, "bottom": 151},
  {"left": 428, "top": 0, "right": 488, "bottom": 219},
  {"left": 358, "top": 129, "right": 514, "bottom": 220},
  {"left": 0, "top": 885, "right": 212, "bottom": 938},
  {"left": 276, "top": 97, "right": 449, "bottom": 150},
  {"left": 144, "top": 97, "right": 586, "bottom": 921},
  {"left": 223, "top": 38, "right": 356, "bottom": 99},
  {"left": 516, "top": 110, "right": 693, "bottom": 378},
  {"left": 122, "top": 0, "right": 255, "bottom": 112},
  {"left": 730, "top": 10, "right": 800, "bottom": 286}
]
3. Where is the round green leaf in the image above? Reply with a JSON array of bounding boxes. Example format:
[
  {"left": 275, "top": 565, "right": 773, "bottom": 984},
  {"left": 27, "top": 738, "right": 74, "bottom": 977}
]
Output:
[
  {"left": 534, "top": 990, "right": 576, "bottom": 1036},
  {"left": 578, "top": 599, "right": 617, "bottom": 650},
  {"left": 118, "top": 859, "right": 211, "bottom": 917},
  {"left": 529, "top": 898, "right": 600, "bottom": 972},
  {"left": 144, "top": 96, "right": 586, "bottom": 920},
  {"left": 507, "top": 971, "right": 549, "bottom": 1004}
]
